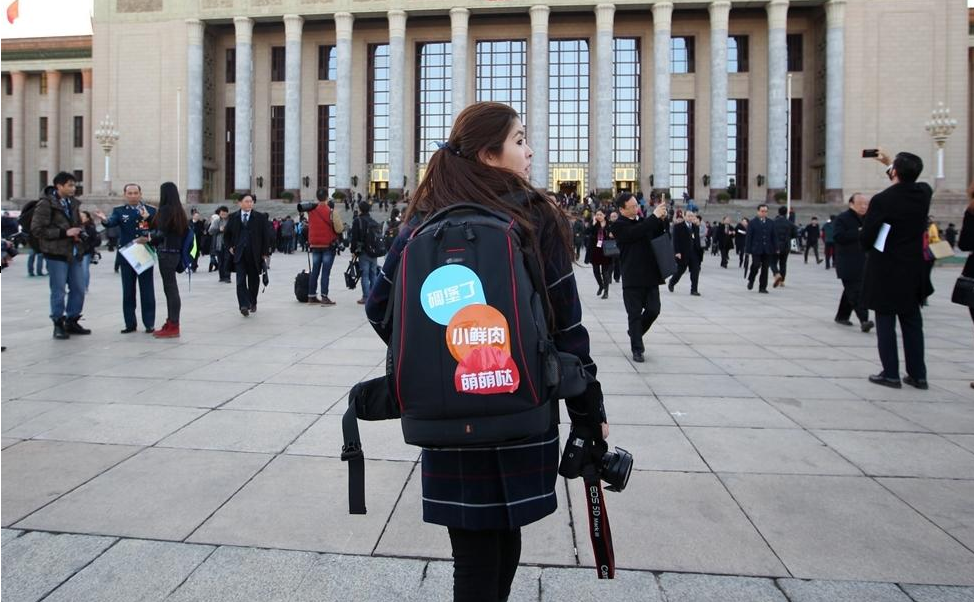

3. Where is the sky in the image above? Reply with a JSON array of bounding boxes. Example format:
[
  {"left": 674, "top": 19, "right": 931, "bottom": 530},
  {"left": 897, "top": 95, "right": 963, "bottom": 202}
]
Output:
[{"left": 0, "top": 0, "right": 93, "bottom": 39}]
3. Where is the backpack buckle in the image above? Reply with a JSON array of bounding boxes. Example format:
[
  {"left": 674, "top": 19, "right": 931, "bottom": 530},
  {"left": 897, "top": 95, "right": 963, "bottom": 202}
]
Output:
[{"left": 341, "top": 442, "right": 363, "bottom": 461}]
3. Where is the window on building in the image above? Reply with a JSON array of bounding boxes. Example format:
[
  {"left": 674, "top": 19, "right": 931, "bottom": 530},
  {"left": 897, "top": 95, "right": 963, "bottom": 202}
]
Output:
[
  {"left": 73, "top": 170, "right": 84, "bottom": 194},
  {"left": 39, "top": 72, "right": 48, "bottom": 95},
  {"left": 475, "top": 40, "right": 527, "bottom": 118},
  {"left": 226, "top": 49, "right": 236, "bottom": 83},
  {"left": 3, "top": 74, "right": 12, "bottom": 95},
  {"left": 39, "top": 117, "right": 48, "bottom": 148},
  {"left": 225, "top": 107, "right": 235, "bottom": 195},
  {"left": 367, "top": 44, "right": 390, "bottom": 165},
  {"left": 73, "top": 72, "right": 84, "bottom": 93},
  {"left": 548, "top": 39, "right": 589, "bottom": 164},
  {"left": 5, "top": 118, "right": 12, "bottom": 149},
  {"left": 728, "top": 36, "right": 749, "bottom": 73},
  {"left": 787, "top": 34, "right": 803, "bottom": 72},
  {"left": 669, "top": 99, "right": 694, "bottom": 200},
  {"left": 415, "top": 42, "right": 452, "bottom": 165},
  {"left": 671, "top": 37, "right": 695, "bottom": 74},
  {"left": 271, "top": 46, "right": 286, "bottom": 82},
  {"left": 790, "top": 98, "right": 802, "bottom": 199},
  {"left": 73, "top": 116, "right": 84, "bottom": 148},
  {"left": 317, "top": 105, "right": 336, "bottom": 191},
  {"left": 727, "top": 99, "right": 749, "bottom": 199},
  {"left": 318, "top": 45, "right": 337, "bottom": 81},
  {"left": 270, "top": 105, "right": 285, "bottom": 198},
  {"left": 39, "top": 170, "right": 48, "bottom": 192},
  {"left": 613, "top": 38, "right": 640, "bottom": 164},
  {"left": 5, "top": 171, "right": 12, "bottom": 200}
]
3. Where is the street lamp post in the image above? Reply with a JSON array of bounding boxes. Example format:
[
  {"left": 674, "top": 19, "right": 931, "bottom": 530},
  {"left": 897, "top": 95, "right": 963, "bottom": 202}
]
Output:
[
  {"left": 924, "top": 102, "right": 957, "bottom": 190},
  {"left": 94, "top": 114, "right": 120, "bottom": 195}
]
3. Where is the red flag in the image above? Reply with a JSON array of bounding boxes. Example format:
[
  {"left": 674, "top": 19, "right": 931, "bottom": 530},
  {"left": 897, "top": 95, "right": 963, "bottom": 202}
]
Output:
[{"left": 6, "top": 0, "right": 18, "bottom": 25}]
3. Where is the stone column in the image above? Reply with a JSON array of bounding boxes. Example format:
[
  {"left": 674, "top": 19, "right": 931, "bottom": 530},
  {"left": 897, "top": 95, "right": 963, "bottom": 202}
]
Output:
[
  {"left": 82, "top": 69, "right": 93, "bottom": 197},
  {"left": 450, "top": 8, "right": 470, "bottom": 120},
  {"left": 594, "top": 4, "right": 615, "bottom": 193},
  {"left": 233, "top": 17, "right": 254, "bottom": 194},
  {"left": 335, "top": 12, "right": 354, "bottom": 194},
  {"left": 186, "top": 19, "right": 204, "bottom": 203},
  {"left": 388, "top": 9, "right": 407, "bottom": 195},
  {"left": 652, "top": 2, "right": 673, "bottom": 197},
  {"left": 528, "top": 5, "right": 550, "bottom": 189},
  {"left": 824, "top": 0, "right": 846, "bottom": 203},
  {"left": 46, "top": 70, "right": 62, "bottom": 173},
  {"left": 10, "top": 71, "right": 26, "bottom": 198},
  {"left": 709, "top": 1, "right": 731, "bottom": 202},
  {"left": 284, "top": 14, "right": 303, "bottom": 200},
  {"left": 766, "top": 0, "right": 788, "bottom": 200}
]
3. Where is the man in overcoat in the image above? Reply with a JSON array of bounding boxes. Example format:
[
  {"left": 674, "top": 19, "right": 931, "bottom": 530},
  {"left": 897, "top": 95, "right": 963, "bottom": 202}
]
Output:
[
  {"left": 860, "top": 151, "right": 932, "bottom": 389},
  {"left": 224, "top": 193, "right": 274, "bottom": 316},
  {"left": 832, "top": 193, "right": 873, "bottom": 332},
  {"left": 668, "top": 210, "right": 701, "bottom": 296},
  {"left": 744, "top": 204, "right": 777, "bottom": 293}
]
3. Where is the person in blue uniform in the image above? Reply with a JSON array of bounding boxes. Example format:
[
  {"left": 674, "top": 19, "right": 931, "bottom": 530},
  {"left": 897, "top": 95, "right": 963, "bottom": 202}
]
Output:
[{"left": 94, "top": 183, "right": 157, "bottom": 333}]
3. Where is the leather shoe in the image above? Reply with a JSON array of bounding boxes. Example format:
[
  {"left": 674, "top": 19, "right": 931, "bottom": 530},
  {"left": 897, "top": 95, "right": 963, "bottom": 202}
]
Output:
[
  {"left": 747, "top": 280, "right": 754, "bottom": 290},
  {"left": 690, "top": 291, "right": 701, "bottom": 296},
  {"left": 868, "top": 373, "right": 902, "bottom": 388},
  {"left": 773, "top": 274, "right": 784, "bottom": 288},
  {"left": 632, "top": 351, "right": 644, "bottom": 363},
  {"left": 860, "top": 320, "right": 874, "bottom": 333},
  {"left": 903, "top": 376, "right": 929, "bottom": 390},
  {"left": 120, "top": 326, "right": 137, "bottom": 334},
  {"left": 240, "top": 307, "right": 250, "bottom": 317},
  {"left": 758, "top": 289, "right": 769, "bottom": 294},
  {"left": 834, "top": 318, "right": 853, "bottom": 327}
]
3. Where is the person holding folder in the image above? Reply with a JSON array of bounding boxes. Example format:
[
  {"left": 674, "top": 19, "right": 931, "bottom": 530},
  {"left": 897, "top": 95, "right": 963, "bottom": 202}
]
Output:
[{"left": 224, "top": 193, "right": 273, "bottom": 317}]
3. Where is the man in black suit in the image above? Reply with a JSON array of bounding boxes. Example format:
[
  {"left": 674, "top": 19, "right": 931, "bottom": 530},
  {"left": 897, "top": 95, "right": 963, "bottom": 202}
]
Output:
[
  {"left": 668, "top": 210, "right": 701, "bottom": 296},
  {"left": 611, "top": 192, "right": 669, "bottom": 363},
  {"left": 744, "top": 204, "right": 777, "bottom": 293},
  {"left": 860, "top": 151, "right": 932, "bottom": 389},
  {"left": 833, "top": 193, "right": 873, "bottom": 332},
  {"left": 224, "top": 193, "right": 273, "bottom": 317},
  {"left": 771, "top": 205, "right": 798, "bottom": 287}
]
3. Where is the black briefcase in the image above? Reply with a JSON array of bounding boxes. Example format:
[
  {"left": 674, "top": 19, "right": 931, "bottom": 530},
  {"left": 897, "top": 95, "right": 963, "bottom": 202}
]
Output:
[
  {"left": 951, "top": 275, "right": 974, "bottom": 308},
  {"left": 651, "top": 234, "right": 678, "bottom": 279}
]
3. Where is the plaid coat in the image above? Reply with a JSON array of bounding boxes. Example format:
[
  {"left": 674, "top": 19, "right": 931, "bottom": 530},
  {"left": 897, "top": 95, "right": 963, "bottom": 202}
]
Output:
[{"left": 365, "top": 196, "right": 599, "bottom": 530}]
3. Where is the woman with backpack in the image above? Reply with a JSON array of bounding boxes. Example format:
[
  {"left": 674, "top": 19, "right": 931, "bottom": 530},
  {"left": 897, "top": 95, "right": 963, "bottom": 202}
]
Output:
[
  {"left": 147, "top": 182, "right": 188, "bottom": 338},
  {"left": 365, "top": 102, "right": 608, "bottom": 602}
]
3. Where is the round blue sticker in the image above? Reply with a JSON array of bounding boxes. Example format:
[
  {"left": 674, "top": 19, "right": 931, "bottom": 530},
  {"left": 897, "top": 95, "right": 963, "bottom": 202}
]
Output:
[{"left": 419, "top": 265, "right": 487, "bottom": 325}]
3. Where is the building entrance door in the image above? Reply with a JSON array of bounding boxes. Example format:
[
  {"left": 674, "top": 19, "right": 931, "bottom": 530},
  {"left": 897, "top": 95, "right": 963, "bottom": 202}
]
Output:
[
  {"left": 614, "top": 180, "right": 635, "bottom": 193},
  {"left": 370, "top": 181, "right": 388, "bottom": 198},
  {"left": 557, "top": 180, "right": 579, "bottom": 197}
]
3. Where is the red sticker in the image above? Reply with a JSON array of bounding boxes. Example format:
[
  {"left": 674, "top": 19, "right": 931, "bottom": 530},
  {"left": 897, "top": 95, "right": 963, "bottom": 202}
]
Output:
[{"left": 454, "top": 346, "right": 520, "bottom": 395}]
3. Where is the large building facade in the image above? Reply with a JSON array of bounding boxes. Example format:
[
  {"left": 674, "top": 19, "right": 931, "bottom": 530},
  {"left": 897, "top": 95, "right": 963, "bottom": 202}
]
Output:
[{"left": 3, "top": 0, "right": 971, "bottom": 205}]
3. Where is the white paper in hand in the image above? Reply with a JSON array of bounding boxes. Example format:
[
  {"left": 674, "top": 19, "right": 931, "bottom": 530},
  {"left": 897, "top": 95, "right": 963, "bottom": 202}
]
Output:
[
  {"left": 873, "top": 223, "right": 891, "bottom": 252},
  {"left": 120, "top": 242, "right": 157, "bottom": 275}
]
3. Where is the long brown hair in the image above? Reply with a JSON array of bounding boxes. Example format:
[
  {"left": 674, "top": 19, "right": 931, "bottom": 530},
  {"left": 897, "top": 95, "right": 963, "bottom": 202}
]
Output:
[{"left": 404, "top": 102, "right": 572, "bottom": 258}]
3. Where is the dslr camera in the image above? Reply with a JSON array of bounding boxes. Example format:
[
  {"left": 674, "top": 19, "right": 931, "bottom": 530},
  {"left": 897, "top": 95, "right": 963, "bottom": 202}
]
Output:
[{"left": 559, "top": 429, "right": 633, "bottom": 492}]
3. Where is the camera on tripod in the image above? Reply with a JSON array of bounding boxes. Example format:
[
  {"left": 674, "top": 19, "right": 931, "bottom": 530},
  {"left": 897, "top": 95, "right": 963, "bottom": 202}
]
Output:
[{"left": 558, "top": 429, "right": 633, "bottom": 492}]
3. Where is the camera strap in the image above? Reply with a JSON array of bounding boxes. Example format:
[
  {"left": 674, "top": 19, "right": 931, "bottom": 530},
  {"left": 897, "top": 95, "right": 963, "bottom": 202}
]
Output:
[
  {"left": 341, "top": 401, "right": 367, "bottom": 515},
  {"left": 582, "top": 466, "right": 615, "bottom": 579}
]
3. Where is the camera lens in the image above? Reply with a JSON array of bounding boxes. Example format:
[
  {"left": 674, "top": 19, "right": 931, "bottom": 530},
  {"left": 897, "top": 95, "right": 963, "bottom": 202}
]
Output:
[{"left": 601, "top": 446, "right": 633, "bottom": 492}]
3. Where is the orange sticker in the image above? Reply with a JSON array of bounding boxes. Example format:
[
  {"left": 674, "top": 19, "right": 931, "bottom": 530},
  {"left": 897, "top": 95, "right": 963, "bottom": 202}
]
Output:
[
  {"left": 445, "top": 304, "right": 512, "bottom": 362},
  {"left": 454, "top": 346, "right": 520, "bottom": 395}
]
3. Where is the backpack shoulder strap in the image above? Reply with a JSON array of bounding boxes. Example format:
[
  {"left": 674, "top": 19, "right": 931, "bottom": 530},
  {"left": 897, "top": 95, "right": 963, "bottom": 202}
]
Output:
[{"left": 341, "top": 400, "right": 367, "bottom": 514}]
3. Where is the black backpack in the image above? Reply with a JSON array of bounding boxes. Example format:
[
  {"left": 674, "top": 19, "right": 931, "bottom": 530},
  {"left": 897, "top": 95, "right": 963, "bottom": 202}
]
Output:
[
  {"left": 17, "top": 199, "right": 42, "bottom": 251},
  {"left": 383, "top": 218, "right": 399, "bottom": 252},
  {"left": 360, "top": 216, "right": 386, "bottom": 258}
]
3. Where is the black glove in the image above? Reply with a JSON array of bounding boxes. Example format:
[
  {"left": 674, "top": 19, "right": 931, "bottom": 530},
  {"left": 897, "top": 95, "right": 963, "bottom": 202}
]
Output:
[{"left": 565, "top": 380, "right": 607, "bottom": 440}]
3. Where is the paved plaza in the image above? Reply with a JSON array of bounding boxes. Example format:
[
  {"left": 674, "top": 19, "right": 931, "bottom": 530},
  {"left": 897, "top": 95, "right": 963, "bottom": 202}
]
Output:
[{"left": 1, "top": 246, "right": 973, "bottom": 601}]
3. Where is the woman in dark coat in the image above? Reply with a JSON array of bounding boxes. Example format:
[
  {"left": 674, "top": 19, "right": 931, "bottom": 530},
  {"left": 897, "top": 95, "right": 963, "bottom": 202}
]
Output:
[
  {"left": 148, "top": 182, "right": 188, "bottom": 338},
  {"left": 958, "top": 181, "right": 974, "bottom": 389},
  {"left": 585, "top": 209, "right": 614, "bottom": 299},
  {"left": 365, "top": 102, "right": 607, "bottom": 602}
]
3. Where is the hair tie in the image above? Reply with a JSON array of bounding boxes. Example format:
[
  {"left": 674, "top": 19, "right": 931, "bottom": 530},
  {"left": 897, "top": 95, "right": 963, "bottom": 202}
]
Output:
[{"left": 435, "top": 141, "right": 461, "bottom": 157}]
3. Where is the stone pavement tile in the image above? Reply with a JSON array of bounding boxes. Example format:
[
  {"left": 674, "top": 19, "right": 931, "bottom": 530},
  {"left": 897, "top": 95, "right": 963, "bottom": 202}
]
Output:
[
  {"left": 2, "top": 529, "right": 23, "bottom": 545},
  {"left": 266, "top": 363, "right": 375, "bottom": 387},
  {"left": 158, "top": 409, "right": 317, "bottom": 454},
  {"left": 828, "top": 377, "right": 967, "bottom": 402},
  {"left": 178, "top": 332, "right": 275, "bottom": 347},
  {"left": 601, "top": 394, "right": 675, "bottom": 425},
  {"left": 776, "top": 579, "right": 913, "bottom": 602},
  {"left": 224, "top": 383, "right": 348, "bottom": 414},
  {"left": 642, "top": 342, "right": 702, "bottom": 358},
  {"left": 900, "top": 584, "right": 974, "bottom": 602},
  {"left": 43, "top": 539, "right": 214, "bottom": 602},
  {"left": 739, "top": 333, "right": 823, "bottom": 348},
  {"left": 302, "top": 348, "right": 387, "bottom": 367},
  {"left": 721, "top": 474, "right": 974, "bottom": 585},
  {"left": 734, "top": 375, "right": 859, "bottom": 400},
  {"left": 21, "top": 375, "right": 167, "bottom": 403},
  {"left": 946, "top": 435, "right": 974, "bottom": 453},
  {"left": 2, "top": 438, "right": 22, "bottom": 448},
  {"left": 592, "top": 355, "right": 638, "bottom": 373},
  {"left": 2, "top": 441, "right": 141, "bottom": 526},
  {"left": 290, "top": 553, "right": 427, "bottom": 602},
  {"left": 374, "top": 467, "right": 576, "bottom": 566},
  {"left": 926, "top": 379, "right": 974, "bottom": 400},
  {"left": 710, "top": 357, "right": 815, "bottom": 376},
  {"left": 286, "top": 415, "right": 419, "bottom": 461},
  {"left": 1, "top": 400, "right": 73, "bottom": 434},
  {"left": 878, "top": 402, "right": 974, "bottom": 434},
  {"left": 540, "top": 567, "right": 664, "bottom": 601},
  {"left": 924, "top": 361, "right": 974, "bottom": 381},
  {"left": 690, "top": 344, "right": 780, "bottom": 359},
  {"left": 763, "top": 345, "right": 859, "bottom": 360},
  {"left": 800, "top": 359, "right": 892, "bottom": 379},
  {"left": 684, "top": 427, "right": 861, "bottom": 475},
  {"left": 766, "top": 399, "right": 926, "bottom": 432},
  {"left": 187, "top": 455, "right": 413, "bottom": 554},
  {"left": 26, "top": 403, "right": 208, "bottom": 446},
  {"left": 660, "top": 397, "right": 798, "bottom": 428},
  {"left": 599, "top": 372, "right": 654, "bottom": 395},
  {"left": 94, "top": 358, "right": 207, "bottom": 380},
  {"left": 165, "top": 545, "right": 319, "bottom": 602},
  {"left": 607, "top": 425, "right": 708, "bottom": 472},
  {"left": 637, "top": 355, "right": 727, "bottom": 375},
  {"left": 182, "top": 359, "right": 289, "bottom": 383},
  {"left": 878, "top": 477, "right": 974, "bottom": 550},
  {"left": 676, "top": 332, "right": 753, "bottom": 346},
  {"left": 643, "top": 374, "right": 756, "bottom": 398},
  {"left": 658, "top": 573, "right": 787, "bottom": 602},
  {"left": 16, "top": 448, "right": 270, "bottom": 540},
  {"left": 17, "top": 354, "right": 119, "bottom": 377},
  {"left": 150, "top": 343, "right": 242, "bottom": 362},
  {"left": 0, "top": 532, "right": 116, "bottom": 602},
  {"left": 223, "top": 346, "right": 317, "bottom": 364},
  {"left": 420, "top": 561, "right": 541, "bottom": 602},
  {"left": 569, "top": 472, "right": 787, "bottom": 576},
  {"left": 0, "top": 372, "right": 79, "bottom": 401},
  {"left": 323, "top": 335, "right": 386, "bottom": 351},
  {"left": 813, "top": 431, "right": 974, "bottom": 479},
  {"left": 133, "top": 379, "right": 255, "bottom": 409}
]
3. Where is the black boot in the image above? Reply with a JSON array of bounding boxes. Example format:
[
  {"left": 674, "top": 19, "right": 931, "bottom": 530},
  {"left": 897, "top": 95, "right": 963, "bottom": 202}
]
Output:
[
  {"left": 52, "top": 318, "right": 70, "bottom": 340},
  {"left": 64, "top": 316, "right": 92, "bottom": 335}
]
